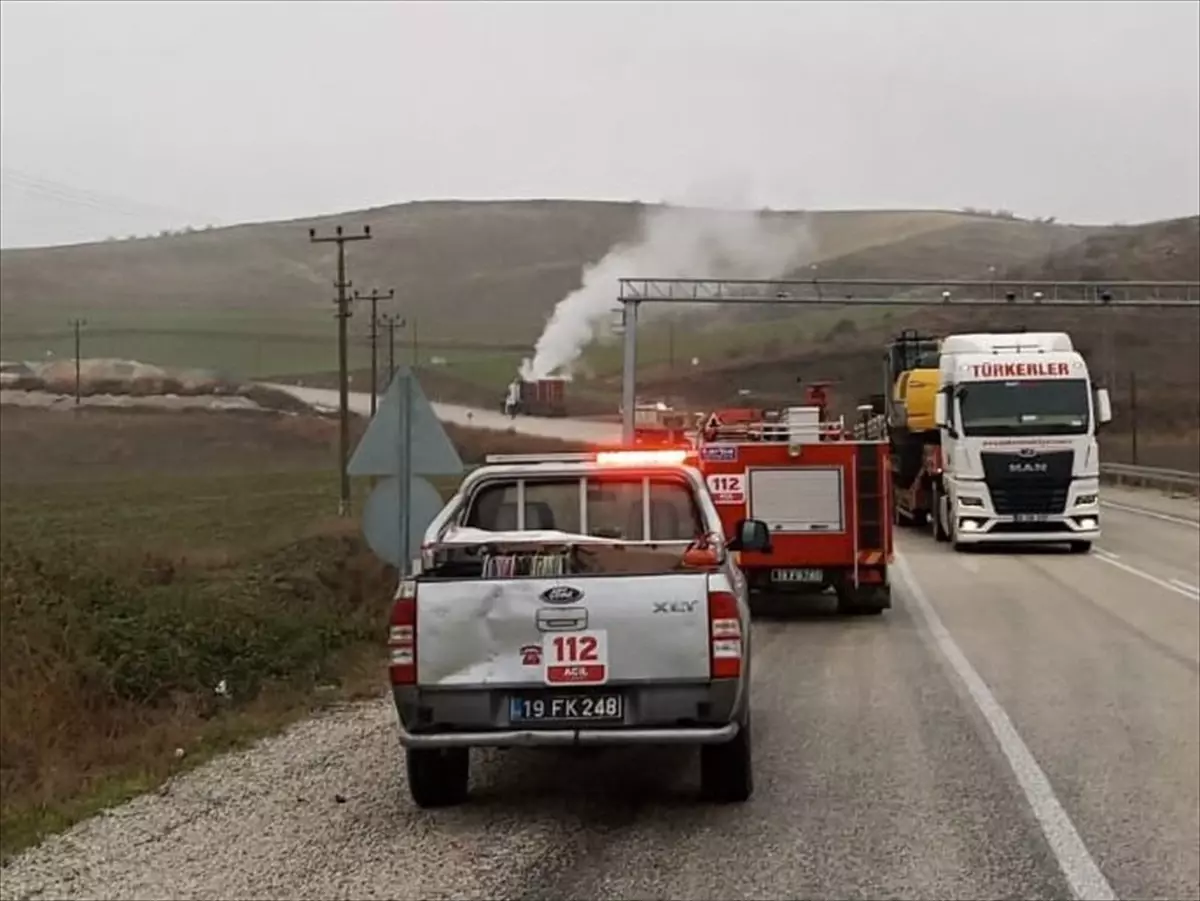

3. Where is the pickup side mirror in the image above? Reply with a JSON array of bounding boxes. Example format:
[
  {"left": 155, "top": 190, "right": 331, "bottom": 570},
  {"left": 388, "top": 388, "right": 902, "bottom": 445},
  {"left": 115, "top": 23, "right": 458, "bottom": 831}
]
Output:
[
  {"left": 1094, "top": 387, "right": 1113, "bottom": 426},
  {"left": 728, "top": 518, "right": 772, "bottom": 554},
  {"left": 933, "top": 392, "right": 948, "bottom": 428}
]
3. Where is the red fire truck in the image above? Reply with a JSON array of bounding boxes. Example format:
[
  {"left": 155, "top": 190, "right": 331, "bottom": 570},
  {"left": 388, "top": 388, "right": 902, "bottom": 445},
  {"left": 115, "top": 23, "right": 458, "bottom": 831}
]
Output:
[
  {"left": 692, "top": 389, "right": 893, "bottom": 616},
  {"left": 631, "top": 401, "right": 693, "bottom": 448}
]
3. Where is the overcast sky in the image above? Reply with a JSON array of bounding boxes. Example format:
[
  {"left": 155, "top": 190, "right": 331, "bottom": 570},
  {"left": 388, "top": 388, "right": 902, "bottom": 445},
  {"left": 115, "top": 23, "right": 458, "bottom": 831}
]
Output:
[{"left": 1, "top": 0, "right": 1197, "bottom": 248}]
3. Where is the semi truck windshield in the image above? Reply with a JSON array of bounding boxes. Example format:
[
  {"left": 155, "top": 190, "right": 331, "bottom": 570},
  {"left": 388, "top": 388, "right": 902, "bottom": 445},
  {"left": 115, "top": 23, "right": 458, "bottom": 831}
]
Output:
[{"left": 957, "top": 379, "right": 1091, "bottom": 436}]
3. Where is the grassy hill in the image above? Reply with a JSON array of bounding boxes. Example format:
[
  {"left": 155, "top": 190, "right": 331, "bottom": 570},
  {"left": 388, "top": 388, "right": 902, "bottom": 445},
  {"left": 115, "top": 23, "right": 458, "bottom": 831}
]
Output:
[
  {"left": 1, "top": 201, "right": 1077, "bottom": 378},
  {"left": 2, "top": 201, "right": 1195, "bottom": 450},
  {"left": 585, "top": 216, "right": 1103, "bottom": 374},
  {"left": 633, "top": 216, "right": 1200, "bottom": 449}
]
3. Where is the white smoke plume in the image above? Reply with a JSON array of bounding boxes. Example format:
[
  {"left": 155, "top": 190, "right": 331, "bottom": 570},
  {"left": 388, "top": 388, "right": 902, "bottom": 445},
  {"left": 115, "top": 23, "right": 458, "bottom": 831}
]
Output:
[{"left": 520, "top": 199, "right": 815, "bottom": 381}]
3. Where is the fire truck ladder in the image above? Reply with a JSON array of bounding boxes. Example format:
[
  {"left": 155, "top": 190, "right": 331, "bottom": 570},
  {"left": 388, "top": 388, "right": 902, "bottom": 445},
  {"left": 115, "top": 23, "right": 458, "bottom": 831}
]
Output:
[{"left": 703, "top": 411, "right": 848, "bottom": 444}]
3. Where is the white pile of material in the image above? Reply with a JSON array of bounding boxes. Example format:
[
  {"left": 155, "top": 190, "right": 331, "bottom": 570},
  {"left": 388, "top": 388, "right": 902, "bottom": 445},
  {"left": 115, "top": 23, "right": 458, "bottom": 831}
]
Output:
[
  {"left": 0, "top": 389, "right": 264, "bottom": 412},
  {"left": 0, "top": 358, "right": 243, "bottom": 396},
  {"left": 0, "top": 358, "right": 269, "bottom": 412}
]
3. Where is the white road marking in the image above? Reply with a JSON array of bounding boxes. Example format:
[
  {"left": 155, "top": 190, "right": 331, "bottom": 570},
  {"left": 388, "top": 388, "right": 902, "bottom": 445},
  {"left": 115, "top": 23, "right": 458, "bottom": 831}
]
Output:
[
  {"left": 1092, "top": 549, "right": 1200, "bottom": 603},
  {"left": 1101, "top": 500, "right": 1200, "bottom": 530},
  {"left": 894, "top": 553, "right": 1117, "bottom": 901},
  {"left": 1170, "top": 578, "right": 1200, "bottom": 595}
]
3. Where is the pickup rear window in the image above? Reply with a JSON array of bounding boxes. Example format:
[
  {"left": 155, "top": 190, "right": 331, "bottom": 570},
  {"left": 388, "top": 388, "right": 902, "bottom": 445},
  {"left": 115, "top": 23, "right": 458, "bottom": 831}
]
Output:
[{"left": 463, "top": 473, "right": 704, "bottom": 542}]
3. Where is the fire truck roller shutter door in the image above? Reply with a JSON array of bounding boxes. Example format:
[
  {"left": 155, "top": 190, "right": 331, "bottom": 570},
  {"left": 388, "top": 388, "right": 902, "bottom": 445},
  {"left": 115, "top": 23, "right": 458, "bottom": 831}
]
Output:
[{"left": 749, "top": 468, "right": 844, "bottom": 533}]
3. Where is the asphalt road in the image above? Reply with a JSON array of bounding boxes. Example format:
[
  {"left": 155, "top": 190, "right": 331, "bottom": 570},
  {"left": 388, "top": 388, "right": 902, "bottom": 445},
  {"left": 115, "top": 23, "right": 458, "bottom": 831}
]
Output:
[{"left": 4, "top": 391, "right": 1195, "bottom": 901}]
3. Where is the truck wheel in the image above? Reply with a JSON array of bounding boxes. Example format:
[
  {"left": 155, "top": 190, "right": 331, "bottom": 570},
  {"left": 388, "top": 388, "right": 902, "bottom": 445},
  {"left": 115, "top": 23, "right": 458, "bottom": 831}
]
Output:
[
  {"left": 1068, "top": 541, "right": 1093, "bottom": 554},
  {"left": 747, "top": 589, "right": 771, "bottom": 618},
  {"left": 406, "top": 747, "right": 469, "bottom": 808},
  {"left": 930, "top": 486, "right": 949, "bottom": 543},
  {"left": 700, "top": 714, "right": 753, "bottom": 803},
  {"left": 836, "top": 583, "right": 890, "bottom": 616}
]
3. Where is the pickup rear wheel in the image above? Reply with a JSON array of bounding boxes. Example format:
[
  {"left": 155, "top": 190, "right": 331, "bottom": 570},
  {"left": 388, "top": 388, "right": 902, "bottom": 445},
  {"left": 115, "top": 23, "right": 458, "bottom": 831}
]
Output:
[
  {"left": 406, "top": 747, "right": 469, "bottom": 808},
  {"left": 700, "top": 715, "right": 753, "bottom": 803}
]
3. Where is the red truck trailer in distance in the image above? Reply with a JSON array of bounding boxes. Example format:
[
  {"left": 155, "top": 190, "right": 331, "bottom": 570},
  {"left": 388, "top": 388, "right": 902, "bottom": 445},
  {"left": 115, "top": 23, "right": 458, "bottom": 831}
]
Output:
[{"left": 503, "top": 377, "right": 569, "bottom": 418}]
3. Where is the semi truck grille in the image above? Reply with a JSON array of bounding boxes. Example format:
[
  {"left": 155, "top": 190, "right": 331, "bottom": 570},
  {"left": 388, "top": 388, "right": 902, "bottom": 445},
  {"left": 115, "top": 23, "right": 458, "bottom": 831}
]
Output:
[{"left": 981, "top": 450, "right": 1074, "bottom": 516}]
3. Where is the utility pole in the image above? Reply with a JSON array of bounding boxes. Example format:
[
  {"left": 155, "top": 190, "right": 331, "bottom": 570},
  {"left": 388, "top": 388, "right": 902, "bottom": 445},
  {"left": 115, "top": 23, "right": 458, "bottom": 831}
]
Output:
[
  {"left": 353, "top": 287, "right": 395, "bottom": 416},
  {"left": 410, "top": 316, "right": 420, "bottom": 367},
  {"left": 380, "top": 313, "right": 405, "bottom": 380},
  {"left": 71, "top": 318, "right": 86, "bottom": 406},
  {"left": 1129, "top": 370, "right": 1139, "bottom": 465},
  {"left": 309, "top": 224, "right": 372, "bottom": 517}
]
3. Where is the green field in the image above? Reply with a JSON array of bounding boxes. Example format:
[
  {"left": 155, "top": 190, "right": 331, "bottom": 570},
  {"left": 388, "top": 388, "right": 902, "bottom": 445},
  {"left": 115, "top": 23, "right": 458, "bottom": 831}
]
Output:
[{"left": 0, "top": 405, "right": 589, "bottom": 860}]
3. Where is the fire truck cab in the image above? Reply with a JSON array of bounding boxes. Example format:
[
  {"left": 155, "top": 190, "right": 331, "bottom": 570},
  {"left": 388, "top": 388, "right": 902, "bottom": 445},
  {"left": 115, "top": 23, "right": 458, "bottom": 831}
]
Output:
[{"left": 693, "top": 399, "right": 893, "bottom": 617}]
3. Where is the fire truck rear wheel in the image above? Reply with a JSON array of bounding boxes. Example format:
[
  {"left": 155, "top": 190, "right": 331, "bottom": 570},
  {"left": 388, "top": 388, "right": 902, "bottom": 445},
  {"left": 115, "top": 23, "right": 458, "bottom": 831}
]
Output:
[
  {"left": 700, "top": 711, "right": 753, "bottom": 803},
  {"left": 836, "top": 584, "right": 889, "bottom": 616},
  {"left": 406, "top": 747, "right": 470, "bottom": 808}
]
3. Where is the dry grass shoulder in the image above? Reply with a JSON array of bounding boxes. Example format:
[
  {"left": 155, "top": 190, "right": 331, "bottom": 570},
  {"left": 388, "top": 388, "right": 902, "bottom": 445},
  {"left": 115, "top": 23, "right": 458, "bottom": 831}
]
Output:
[{"left": 0, "top": 405, "right": 586, "bottom": 860}]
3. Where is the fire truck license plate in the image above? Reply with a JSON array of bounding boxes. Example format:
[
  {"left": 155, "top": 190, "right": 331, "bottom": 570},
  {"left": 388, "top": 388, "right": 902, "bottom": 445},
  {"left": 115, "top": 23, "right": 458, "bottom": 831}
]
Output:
[
  {"left": 509, "top": 693, "right": 624, "bottom": 723},
  {"left": 772, "top": 568, "right": 823, "bottom": 583},
  {"left": 543, "top": 630, "right": 609, "bottom": 686}
]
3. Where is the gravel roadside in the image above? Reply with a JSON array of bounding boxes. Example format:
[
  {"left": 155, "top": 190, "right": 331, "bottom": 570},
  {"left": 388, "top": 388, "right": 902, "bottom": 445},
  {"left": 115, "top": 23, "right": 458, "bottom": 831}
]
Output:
[{"left": 0, "top": 698, "right": 559, "bottom": 901}]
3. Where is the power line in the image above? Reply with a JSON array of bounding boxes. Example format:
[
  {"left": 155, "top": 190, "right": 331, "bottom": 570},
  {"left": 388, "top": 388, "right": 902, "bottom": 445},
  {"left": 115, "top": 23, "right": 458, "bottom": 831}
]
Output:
[
  {"left": 379, "top": 313, "right": 406, "bottom": 382},
  {"left": 1, "top": 166, "right": 214, "bottom": 223},
  {"left": 352, "top": 287, "right": 395, "bottom": 417},
  {"left": 309, "top": 224, "right": 372, "bottom": 517},
  {"left": 71, "top": 318, "right": 87, "bottom": 407}
]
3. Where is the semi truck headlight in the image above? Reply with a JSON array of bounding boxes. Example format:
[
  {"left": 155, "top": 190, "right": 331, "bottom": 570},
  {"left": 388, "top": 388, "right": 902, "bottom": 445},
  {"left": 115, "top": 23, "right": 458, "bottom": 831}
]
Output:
[
  {"left": 959, "top": 496, "right": 985, "bottom": 508},
  {"left": 1075, "top": 494, "right": 1097, "bottom": 506}
]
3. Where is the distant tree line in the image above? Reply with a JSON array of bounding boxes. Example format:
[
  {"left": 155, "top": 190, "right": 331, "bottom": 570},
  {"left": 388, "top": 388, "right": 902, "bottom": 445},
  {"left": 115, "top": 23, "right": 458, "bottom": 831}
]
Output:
[
  {"left": 958, "top": 206, "right": 1058, "bottom": 225},
  {"left": 102, "top": 224, "right": 217, "bottom": 242}
]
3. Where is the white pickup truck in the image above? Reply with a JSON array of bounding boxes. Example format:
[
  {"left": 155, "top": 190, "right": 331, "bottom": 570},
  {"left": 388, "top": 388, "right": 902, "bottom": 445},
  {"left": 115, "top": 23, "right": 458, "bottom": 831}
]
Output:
[{"left": 388, "top": 449, "right": 772, "bottom": 808}]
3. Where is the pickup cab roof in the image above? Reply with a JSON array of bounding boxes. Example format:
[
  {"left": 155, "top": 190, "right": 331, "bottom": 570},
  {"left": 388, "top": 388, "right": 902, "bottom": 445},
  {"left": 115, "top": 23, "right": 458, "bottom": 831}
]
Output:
[{"left": 424, "top": 455, "right": 725, "bottom": 549}]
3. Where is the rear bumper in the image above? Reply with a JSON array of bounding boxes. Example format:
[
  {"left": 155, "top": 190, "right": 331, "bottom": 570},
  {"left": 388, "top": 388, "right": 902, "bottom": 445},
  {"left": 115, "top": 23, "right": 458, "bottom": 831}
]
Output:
[
  {"left": 396, "top": 721, "right": 739, "bottom": 749},
  {"left": 393, "top": 680, "right": 745, "bottom": 750}
]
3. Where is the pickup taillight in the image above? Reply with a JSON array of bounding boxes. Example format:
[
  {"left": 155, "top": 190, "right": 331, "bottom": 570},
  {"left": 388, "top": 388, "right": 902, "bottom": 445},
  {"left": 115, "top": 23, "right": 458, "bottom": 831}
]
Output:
[
  {"left": 388, "top": 579, "right": 417, "bottom": 685},
  {"left": 708, "top": 590, "right": 742, "bottom": 679}
]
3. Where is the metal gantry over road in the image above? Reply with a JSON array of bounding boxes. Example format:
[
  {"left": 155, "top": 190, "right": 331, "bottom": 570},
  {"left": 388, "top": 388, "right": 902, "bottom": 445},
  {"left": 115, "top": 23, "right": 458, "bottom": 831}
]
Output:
[{"left": 616, "top": 277, "right": 1200, "bottom": 441}]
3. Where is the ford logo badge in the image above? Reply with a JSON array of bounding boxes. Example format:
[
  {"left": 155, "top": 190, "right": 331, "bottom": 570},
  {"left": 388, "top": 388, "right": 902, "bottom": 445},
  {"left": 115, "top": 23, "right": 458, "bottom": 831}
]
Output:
[{"left": 540, "top": 585, "right": 584, "bottom": 605}]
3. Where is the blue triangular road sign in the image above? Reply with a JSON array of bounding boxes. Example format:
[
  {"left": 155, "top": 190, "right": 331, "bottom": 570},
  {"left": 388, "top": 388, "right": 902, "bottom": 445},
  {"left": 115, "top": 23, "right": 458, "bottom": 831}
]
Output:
[
  {"left": 347, "top": 367, "right": 465, "bottom": 477},
  {"left": 361, "top": 475, "right": 445, "bottom": 567}
]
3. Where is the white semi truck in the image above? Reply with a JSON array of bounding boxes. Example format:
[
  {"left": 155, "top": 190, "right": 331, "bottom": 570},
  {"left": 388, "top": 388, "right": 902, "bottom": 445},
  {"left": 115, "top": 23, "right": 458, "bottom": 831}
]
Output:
[{"left": 930, "top": 331, "right": 1112, "bottom": 552}]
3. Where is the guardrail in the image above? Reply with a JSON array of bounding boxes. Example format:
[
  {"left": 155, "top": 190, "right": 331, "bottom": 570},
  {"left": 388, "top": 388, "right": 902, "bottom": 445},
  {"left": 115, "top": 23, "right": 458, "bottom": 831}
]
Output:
[{"left": 1100, "top": 462, "right": 1200, "bottom": 496}]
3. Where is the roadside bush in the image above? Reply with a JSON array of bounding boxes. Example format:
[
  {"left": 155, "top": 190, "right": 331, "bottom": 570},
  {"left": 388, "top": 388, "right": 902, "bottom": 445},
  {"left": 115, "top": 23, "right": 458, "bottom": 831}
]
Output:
[{"left": 0, "top": 535, "right": 392, "bottom": 710}]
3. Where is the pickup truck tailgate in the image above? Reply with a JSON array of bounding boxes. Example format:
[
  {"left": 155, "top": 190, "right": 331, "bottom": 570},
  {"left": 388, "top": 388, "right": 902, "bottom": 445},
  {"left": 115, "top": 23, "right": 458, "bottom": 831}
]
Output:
[{"left": 416, "top": 574, "right": 712, "bottom": 687}]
